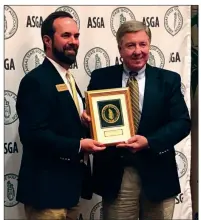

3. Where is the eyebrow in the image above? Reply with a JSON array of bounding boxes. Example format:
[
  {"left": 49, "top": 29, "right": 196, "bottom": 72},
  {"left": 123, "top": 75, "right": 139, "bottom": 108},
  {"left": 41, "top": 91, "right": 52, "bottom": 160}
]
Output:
[
  {"left": 125, "top": 41, "right": 147, "bottom": 44},
  {"left": 61, "top": 32, "right": 80, "bottom": 36}
]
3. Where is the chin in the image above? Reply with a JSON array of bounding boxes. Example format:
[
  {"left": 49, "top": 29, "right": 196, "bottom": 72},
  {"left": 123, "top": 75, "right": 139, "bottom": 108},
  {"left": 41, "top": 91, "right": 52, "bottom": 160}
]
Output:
[{"left": 129, "top": 65, "right": 142, "bottom": 71}]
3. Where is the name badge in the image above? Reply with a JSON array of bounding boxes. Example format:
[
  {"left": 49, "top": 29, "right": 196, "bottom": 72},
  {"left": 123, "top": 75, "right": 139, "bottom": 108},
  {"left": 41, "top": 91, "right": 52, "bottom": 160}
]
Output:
[{"left": 56, "top": 84, "right": 68, "bottom": 92}]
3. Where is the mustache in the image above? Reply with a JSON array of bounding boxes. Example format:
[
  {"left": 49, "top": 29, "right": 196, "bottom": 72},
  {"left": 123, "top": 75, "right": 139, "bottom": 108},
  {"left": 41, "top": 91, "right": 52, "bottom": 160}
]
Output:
[
  {"left": 63, "top": 45, "right": 78, "bottom": 52},
  {"left": 131, "top": 56, "right": 143, "bottom": 59}
]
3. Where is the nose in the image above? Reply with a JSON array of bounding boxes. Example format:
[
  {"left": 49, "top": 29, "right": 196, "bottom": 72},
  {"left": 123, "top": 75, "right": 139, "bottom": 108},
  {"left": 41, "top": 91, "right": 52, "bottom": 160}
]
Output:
[
  {"left": 134, "top": 45, "right": 141, "bottom": 55},
  {"left": 69, "top": 36, "right": 78, "bottom": 45}
]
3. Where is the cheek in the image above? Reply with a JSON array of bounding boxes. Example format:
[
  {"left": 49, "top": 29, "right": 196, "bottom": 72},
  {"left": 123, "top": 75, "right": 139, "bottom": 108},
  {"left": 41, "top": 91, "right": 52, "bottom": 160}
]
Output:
[
  {"left": 120, "top": 50, "right": 132, "bottom": 58},
  {"left": 142, "top": 49, "right": 149, "bottom": 57}
]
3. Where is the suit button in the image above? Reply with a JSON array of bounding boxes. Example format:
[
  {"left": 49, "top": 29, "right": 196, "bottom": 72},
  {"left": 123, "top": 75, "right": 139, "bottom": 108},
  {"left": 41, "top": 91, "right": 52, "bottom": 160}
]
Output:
[
  {"left": 80, "top": 159, "right": 84, "bottom": 163},
  {"left": 120, "top": 155, "right": 124, "bottom": 159}
]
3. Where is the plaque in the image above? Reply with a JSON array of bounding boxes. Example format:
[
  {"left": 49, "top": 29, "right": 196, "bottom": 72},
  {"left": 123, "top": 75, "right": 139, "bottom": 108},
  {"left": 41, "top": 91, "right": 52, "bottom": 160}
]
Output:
[{"left": 85, "top": 87, "right": 135, "bottom": 146}]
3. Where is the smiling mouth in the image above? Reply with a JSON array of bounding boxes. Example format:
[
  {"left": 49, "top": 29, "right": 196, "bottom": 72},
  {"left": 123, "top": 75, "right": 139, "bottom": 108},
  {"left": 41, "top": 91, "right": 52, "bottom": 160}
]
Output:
[
  {"left": 133, "top": 58, "right": 143, "bottom": 61},
  {"left": 65, "top": 49, "right": 76, "bottom": 54}
]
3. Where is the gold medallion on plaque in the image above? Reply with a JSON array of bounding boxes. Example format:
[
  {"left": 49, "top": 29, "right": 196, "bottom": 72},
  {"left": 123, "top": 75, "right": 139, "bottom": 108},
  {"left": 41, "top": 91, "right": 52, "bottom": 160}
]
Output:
[{"left": 101, "top": 104, "right": 120, "bottom": 124}]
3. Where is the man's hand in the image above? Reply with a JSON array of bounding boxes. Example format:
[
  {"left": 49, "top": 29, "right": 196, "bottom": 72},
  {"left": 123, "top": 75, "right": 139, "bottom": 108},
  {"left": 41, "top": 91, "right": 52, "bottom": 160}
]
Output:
[
  {"left": 80, "top": 110, "right": 91, "bottom": 127},
  {"left": 80, "top": 138, "right": 106, "bottom": 153},
  {"left": 116, "top": 135, "right": 149, "bottom": 153}
]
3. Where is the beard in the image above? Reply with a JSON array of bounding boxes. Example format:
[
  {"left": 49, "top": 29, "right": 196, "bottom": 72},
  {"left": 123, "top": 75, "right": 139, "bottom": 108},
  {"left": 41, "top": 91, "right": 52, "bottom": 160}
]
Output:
[{"left": 52, "top": 43, "right": 78, "bottom": 65}]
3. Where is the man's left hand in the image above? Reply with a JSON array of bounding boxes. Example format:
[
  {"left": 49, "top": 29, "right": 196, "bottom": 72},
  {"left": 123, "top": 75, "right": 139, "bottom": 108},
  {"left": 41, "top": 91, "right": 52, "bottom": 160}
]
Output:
[{"left": 116, "top": 135, "right": 149, "bottom": 153}]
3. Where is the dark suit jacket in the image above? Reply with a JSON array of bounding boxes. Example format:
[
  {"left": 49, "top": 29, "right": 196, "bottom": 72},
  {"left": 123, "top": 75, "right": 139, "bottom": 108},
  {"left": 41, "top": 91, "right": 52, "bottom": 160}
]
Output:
[
  {"left": 87, "top": 64, "right": 191, "bottom": 202},
  {"left": 16, "top": 58, "right": 92, "bottom": 209}
]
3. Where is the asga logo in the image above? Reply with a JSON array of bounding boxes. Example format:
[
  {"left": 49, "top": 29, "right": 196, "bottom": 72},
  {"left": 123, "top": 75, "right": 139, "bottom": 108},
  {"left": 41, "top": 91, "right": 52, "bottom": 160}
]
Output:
[
  {"left": 90, "top": 202, "right": 103, "bottom": 220},
  {"left": 169, "top": 52, "right": 181, "bottom": 63},
  {"left": 110, "top": 7, "right": 135, "bottom": 36},
  {"left": 56, "top": 6, "right": 80, "bottom": 30},
  {"left": 175, "top": 192, "right": 183, "bottom": 204},
  {"left": 175, "top": 151, "right": 188, "bottom": 178},
  {"left": 4, "top": 142, "right": 19, "bottom": 154},
  {"left": 4, "top": 90, "right": 18, "bottom": 125},
  {"left": 22, "top": 48, "right": 45, "bottom": 74},
  {"left": 4, "top": 173, "right": 19, "bottom": 207},
  {"left": 84, "top": 47, "right": 110, "bottom": 77},
  {"left": 4, "top": 5, "right": 18, "bottom": 40},
  {"left": 26, "top": 16, "right": 44, "bottom": 28},
  {"left": 147, "top": 45, "right": 165, "bottom": 68},
  {"left": 142, "top": 17, "right": 160, "bottom": 27},
  {"left": 115, "top": 56, "right": 123, "bottom": 65},
  {"left": 69, "top": 61, "right": 78, "bottom": 69},
  {"left": 164, "top": 6, "right": 183, "bottom": 36},
  {"left": 87, "top": 17, "right": 105, "bottom": 28},
  {"left": 4, "top": 58, "right": 15, "bottom": 70}
]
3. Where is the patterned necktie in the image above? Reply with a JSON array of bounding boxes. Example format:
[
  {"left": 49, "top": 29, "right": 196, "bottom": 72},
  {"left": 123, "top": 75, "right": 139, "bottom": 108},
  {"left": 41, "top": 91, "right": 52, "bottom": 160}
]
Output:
[
  {"left": 66, "top": 71, "right": 80, "bottom": 114},
  {"left": 127, "top": 72, "right": 140, "bottom": 133}
]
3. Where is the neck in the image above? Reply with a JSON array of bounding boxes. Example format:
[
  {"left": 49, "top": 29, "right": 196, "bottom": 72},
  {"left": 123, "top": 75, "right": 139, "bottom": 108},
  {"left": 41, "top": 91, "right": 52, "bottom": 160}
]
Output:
[
  {"left": 46, "top": 52, "right": 70, "bottom": 71},
  {"left": 123, "top": 63, "right": 146, "bottom": 73}
]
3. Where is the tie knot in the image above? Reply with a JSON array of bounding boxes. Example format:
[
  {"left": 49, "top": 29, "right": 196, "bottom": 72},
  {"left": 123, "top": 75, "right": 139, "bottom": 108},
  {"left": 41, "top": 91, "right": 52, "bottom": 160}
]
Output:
[
  {"left": 128, "top": 71, "right": 138, "bottom": 81},
  {"left": 66, "top": 71, "right": 73, "bottom": 81}
]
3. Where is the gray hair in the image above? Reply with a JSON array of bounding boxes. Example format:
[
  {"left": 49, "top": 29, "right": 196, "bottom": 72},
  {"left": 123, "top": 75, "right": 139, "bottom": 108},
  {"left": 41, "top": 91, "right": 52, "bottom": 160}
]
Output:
[{"left": 116, "top": 20, "right": 151, "bottom": 46}]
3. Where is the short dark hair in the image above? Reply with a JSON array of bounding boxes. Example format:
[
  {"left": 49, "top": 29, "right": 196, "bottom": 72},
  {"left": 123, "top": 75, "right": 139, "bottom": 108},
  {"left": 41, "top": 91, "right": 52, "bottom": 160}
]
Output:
[{"left": 41, "top": 11, "right": 73, "bottom": 51}]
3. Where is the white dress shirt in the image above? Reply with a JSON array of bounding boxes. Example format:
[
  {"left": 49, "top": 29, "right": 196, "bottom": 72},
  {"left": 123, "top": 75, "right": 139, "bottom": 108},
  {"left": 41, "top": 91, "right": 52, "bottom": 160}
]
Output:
[{"left": 46, "top": 56, "right": 83, "bottom": 116}]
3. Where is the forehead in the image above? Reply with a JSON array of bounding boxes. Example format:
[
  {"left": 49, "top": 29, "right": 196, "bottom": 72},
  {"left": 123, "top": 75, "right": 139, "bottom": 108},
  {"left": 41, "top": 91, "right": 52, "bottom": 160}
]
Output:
[
  {"left": 53, "top": 17, "right": 79, "bottom": 33},
  {"left": 122, "top": 31, "right": 150, "bottom": 43}
]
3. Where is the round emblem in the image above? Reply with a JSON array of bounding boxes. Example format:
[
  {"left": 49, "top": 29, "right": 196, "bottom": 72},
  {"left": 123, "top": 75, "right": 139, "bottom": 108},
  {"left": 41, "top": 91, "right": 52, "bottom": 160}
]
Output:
[
  {"left": 102, "top": 104, "right": 120, "bottom": 124},
  {"left": 164, "top": 6, "right": 183, "bottom": 36},
  {"left": 90, "top": 202, "right": 102, "bottom": 220},
  {"left": 110, "top": 7, "right": 135, "bottom": 36},
  {"left": 22, "top": 48, "right": 45, "bottom": 74},
  {"left": 55, "top": 6, "right": 80, "bottom": 30},
  {"left": 4, "top": 90, "right": 18, "bottom": 125},
  {"left": 4, "top": 5, "right": 18, "bottom": 40},
  {"left": 84, "top": 47, "right": 110, "bottom": 77},
  {"left": 148, "top": 45, "right": 165, "bottom": 68},
  {"left": 4, "top": 173, "right": 19, "bottom": 207},
  {"left": 175, "top": 151, "right": 188, "bottom": 178}
]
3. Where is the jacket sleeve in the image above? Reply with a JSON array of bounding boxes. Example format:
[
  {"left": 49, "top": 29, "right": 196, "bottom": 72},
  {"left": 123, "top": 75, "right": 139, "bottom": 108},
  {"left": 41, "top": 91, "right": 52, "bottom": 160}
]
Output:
[
  {"left": 146, "top": 73, "right": 191, "bottom": 154},
  {"left": 16, "top": 75, "right": 80, "bottom": 159}
]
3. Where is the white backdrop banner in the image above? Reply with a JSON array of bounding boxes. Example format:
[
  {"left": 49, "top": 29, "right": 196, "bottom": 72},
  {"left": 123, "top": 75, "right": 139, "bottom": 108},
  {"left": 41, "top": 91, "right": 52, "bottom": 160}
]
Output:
[{"left": 4, "top": 5, "right": 191, "bottom": 220}]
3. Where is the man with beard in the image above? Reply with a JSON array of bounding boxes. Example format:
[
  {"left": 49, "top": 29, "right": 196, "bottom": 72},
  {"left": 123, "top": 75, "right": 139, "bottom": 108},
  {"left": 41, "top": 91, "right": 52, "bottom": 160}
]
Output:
[
  {"left": 16, "top": 11, "right": 105, "bottom": 220},
  {"left": 82, "top": 20, "right": 191, "bottom": 219}
]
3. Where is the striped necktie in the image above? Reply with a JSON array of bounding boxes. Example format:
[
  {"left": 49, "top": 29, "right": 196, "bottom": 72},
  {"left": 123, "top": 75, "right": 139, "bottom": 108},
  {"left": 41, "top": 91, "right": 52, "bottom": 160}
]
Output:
[
  {"left": 127, "top": 72, "right": 140, "bottom": 133},
  {"left": 66, "top": 71, "right": 80, "bottom": 114}
]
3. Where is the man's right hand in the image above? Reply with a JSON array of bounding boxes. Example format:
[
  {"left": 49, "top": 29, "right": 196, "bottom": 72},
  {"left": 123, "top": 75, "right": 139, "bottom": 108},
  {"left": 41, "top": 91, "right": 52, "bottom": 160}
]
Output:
[
  {"left": 80, "top": 138, "right": 106, "bottom": 153},
  {"left": 80, "top": 110, "right": 91, "bottom": 127}
]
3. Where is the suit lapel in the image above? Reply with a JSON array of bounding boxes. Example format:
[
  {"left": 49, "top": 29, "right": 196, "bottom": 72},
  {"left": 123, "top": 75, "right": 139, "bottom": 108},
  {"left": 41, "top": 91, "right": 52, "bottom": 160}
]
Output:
[
  {"left": 138, "top": 64, "right": 161, "bottom": 133},
  {"left": 111, "top": 64, "right": 124, "bottom": 88}
]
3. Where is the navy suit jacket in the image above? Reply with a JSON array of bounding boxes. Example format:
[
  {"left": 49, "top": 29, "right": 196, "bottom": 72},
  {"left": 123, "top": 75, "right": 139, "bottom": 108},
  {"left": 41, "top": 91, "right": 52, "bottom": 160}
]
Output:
[
  {"left": 88, "top": 64, "right": 191, "bottom": 202},
  {"left": 16, "top": 58, "right": 92, "bottom": 209}
]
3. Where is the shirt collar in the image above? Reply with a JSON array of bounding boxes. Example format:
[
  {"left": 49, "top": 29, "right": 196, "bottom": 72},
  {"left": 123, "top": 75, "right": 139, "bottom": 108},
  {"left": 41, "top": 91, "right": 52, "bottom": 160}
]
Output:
[
  {"left": 123, "top": 63, "right": 146, "bottom": 78},
  {"left": 46, "top": 56, "right": 67, "bottom": 77}
]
